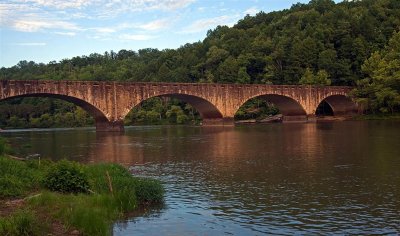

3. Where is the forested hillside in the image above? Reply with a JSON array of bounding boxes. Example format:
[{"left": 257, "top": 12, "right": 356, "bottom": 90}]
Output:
[
  {"left": 1, "top": 0, "right": 399, "bottom": 86},
  {"left": 1, "top": 0, "right": 400, "bottom": 128}
]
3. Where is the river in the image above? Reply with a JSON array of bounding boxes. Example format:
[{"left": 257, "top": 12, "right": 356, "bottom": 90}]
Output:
[{"left": 1, "top": 121, "right": 400, "bottom": 235}]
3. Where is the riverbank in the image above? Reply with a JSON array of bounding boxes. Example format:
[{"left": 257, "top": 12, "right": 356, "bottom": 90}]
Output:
[
  {"left": 236, "top": 113, "right": 400, "bottom": 124},
  {"left": 0, "top": 154, "right": 164, "bottom": 235},
  {"left": 351, "top": 113, "right": 400, "bottom": 120}
]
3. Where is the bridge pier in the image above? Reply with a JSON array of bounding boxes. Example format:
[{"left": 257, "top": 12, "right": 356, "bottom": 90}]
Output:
[
  {"left": 282, "top": 115, "right": 308, "bottom": 123},
  {"left": 306, "top": 114, "right": 317, "bottom": 122},
  {"left": 281, "top": 115, "right": 318, "bottom": 123},
  {"left": 96, "top": 120, "right": 124, "bottom": 132},
  {"left": 0, "top": 80, "right": 357, "bottom": 132},
  {"left": 202, "top": 118, "right": 235, "bottom": 126}
]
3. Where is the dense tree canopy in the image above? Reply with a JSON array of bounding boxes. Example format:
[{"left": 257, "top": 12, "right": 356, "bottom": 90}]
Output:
[
  {"left": 352, "top": 31, "right": 400, "bottom": 113},
  {"left": 1, "top": 0, "right": 399, "bottom": 86}
]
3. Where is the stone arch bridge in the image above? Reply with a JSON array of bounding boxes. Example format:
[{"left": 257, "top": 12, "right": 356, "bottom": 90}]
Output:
[{"left": 0, "top": 80, "right": 358, "bottom": 131}]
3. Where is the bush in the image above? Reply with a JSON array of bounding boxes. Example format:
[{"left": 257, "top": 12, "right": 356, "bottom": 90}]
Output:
[{"left": 43, "top": 160, "right": 90, "bottom": 194}]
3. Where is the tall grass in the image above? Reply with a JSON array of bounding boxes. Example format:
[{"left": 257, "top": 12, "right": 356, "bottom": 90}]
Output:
[
  {"left": 0, "top": 157, "right": 44, "bottom": 198},
  {"left": 28, "top": 162, "right": 165, "bottom": 235},
  {"left": 0, "top": 210, "right": 43, "bottom": 236},
  {"left": 29, "top": 192, "right": 117, "bottom": 235},
  {"left": 0, "top": 156, "right": 164, "bottom": 235},
  {"left": 0, "top": 137, "right": 12, "bottom": 155}
]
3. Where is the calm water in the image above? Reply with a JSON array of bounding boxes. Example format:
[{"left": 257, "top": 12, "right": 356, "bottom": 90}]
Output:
[{"left": 1, "top": 121, "right": 400, "bottom": 235}]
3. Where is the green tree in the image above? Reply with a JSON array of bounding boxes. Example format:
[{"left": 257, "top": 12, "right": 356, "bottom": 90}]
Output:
[
  {"left": 146, "top": 110, "right": 161, "bottom": 123},
  {"left": 299, "top": 68, "right": 331, "bottom": 85},
  {"left": 237, "top": 67, "right": 251, "bottom": 84},
  {"left": 299, "top": 68, "right": 315, "bottom": 85},
  {"left": 354, "top": 31, "right": 400, "bottom": 113},
  {"left": 2, "top": 0, "right": 400, "bottom": 86},
  {"left": 315, "top": 70, "right": 331, "bottom": 85},
  {"left": 166, "top": 105, "right": 188, "bottom": 124},
  {"left": 205, "top": 46, "right": 229, "bottom": 69},
  {"left": 216, "top": 56, "right": 239, "bottom": 83},
  {"left": 157, "top": 64, "right": 171, "bottom": 81}
]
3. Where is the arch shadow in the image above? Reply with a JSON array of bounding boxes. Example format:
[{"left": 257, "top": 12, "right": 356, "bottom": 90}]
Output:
[
  {"left": 168, "top": 94, "right": 223, "bottom": 119},
  {"left": 130, "top": 93, "right": 223, "bottom": 120},
  {"left": 316, "top": 95, "right": 357, "bottom": 116},
  {"left": 0, "top": 93, "right": 109, "bottom": 124},
  {"left": 236, "top": 94, "right": 307, "bottom": 121}
]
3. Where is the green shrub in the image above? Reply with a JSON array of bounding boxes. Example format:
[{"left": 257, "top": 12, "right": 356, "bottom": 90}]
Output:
[{"left": 43, "top": 160, "right": 90, "bottom": 194}]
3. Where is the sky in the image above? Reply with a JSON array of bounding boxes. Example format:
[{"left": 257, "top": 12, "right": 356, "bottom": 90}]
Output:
[{"left": 0, "top": 0, "right": 341, "bottom": 68}]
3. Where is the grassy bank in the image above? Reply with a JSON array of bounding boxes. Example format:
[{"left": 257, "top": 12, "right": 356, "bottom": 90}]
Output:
[{"left": 0, "top": 138, "right": 164, "bottom": 235}]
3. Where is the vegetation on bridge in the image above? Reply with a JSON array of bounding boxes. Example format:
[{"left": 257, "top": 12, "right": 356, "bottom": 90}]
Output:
[
  {"left": 0, "top": 137, "right": 164, "bottom": 235},
  {"left": 0, "top": 0, "right": 400, "bottom": 127}
]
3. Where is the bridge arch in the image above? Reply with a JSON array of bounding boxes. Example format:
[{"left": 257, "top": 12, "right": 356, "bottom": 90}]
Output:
[
  {"left": 0, "top": 93, "right": 111, "bottom": 129},
  {"left": 235, "top": 94, "right": 307, "bottom": 121},
  {"left": 316, "top": 95, "right": 357, "bottom": 116},
  {"left": 0, "top": 80, "right": 358, "bottom": 130},
  {"left": 123, "top": 93, "right": 223, "bottom": 121}
]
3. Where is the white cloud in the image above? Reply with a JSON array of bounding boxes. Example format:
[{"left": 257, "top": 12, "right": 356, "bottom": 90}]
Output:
[
  {"left": 128, "top": 0, "right": 196, "bottom": 11},
  {"left": 138, "top": 19, "right": 170, "bottom": 31},
  {"left": 55, "top": 31, "right": 76, "bottom": 36},
  {"left": 119, "top": 34, "right": 157, "bottom": 41},
  {"left": 244, "top": 7, "right": 259, "bottom": 16},
  {"left": 93, "top": 0, "right": 195, "bottom": 18},
  {"left": 11, "top": 0, "right": 195, "bottom": 12},
  {"left": 102, "top": 18, "right": 172, "bottom": 33},
  {"left": 1, "top": 1, "right": 184, "bottom": 38},
  {"left": 181, "top": 15, "right": 237, "bottom": 34},
  {"left": 20, "top": 0, "right": 91, "bottom": 9},
  {"left": 1, "top": 3, "right": 81, "bottom": 32},
  {"left": 91, "top": 27, "right": 116, "bottom": 34},
  {"left": 11, "top": 42, "right": 47, "bottom": 46},
  {"left": 12, "top": 18, "right": 80, "bottom": 32}
]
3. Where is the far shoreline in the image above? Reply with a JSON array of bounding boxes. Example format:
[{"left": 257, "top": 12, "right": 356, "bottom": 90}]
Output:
[{"left": 1, "top": 114, "right": 400, "bottom": 131}]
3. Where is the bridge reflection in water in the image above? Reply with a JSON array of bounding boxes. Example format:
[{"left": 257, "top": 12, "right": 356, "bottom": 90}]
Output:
[
  {"left": 2, "top": 123, "right": 351, "bottom": 169},
  {"left": 85, "top": 124, "right": 327, "bottom": 167},
  {"left": 3, "top": 122, "right": 399, "bottom": 234}
]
